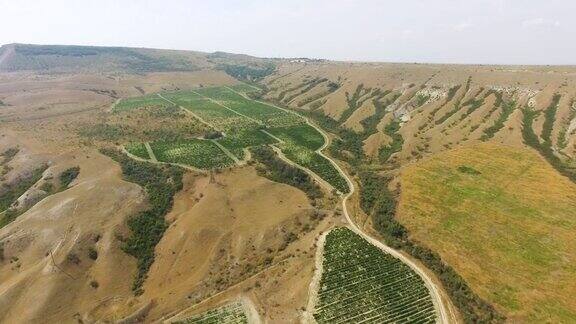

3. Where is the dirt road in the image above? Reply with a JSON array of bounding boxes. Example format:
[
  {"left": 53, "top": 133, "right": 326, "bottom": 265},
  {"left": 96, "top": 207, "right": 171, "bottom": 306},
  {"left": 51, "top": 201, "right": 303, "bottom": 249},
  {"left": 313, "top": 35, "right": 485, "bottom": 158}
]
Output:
[{"left": 229, "top": 85, "right": 453, "bottom": 324}]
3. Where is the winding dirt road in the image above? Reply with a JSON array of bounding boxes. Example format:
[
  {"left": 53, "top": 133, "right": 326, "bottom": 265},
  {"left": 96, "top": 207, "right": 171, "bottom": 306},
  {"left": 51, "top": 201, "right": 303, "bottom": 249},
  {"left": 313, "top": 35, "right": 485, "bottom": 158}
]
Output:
[
  {"left": 123, "top": 85, "right": 452, "bottom": 323},
  {"left": 226, "top": 86, "right": 452, "bottom": 324}
]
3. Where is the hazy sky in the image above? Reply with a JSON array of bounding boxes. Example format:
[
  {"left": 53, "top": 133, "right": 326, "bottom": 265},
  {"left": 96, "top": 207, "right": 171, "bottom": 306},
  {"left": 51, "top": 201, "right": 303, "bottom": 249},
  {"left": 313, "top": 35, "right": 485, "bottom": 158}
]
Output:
[{"left": 1, "top": 0, "right": 574, "bottom": 64}]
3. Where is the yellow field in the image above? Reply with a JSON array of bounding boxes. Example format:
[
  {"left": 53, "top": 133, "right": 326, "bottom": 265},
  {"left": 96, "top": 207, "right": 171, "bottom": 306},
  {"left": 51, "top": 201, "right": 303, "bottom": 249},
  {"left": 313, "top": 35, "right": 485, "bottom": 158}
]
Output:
[{"left": 398, "top": 143, "right": 576, "bottom": 323}]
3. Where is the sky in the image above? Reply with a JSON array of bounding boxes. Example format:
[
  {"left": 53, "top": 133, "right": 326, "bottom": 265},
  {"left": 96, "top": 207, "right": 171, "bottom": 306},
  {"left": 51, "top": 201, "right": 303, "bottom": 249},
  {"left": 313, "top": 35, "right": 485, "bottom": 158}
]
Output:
[{"left": 1, "top": 0, "right": 575, "bottom": 65}]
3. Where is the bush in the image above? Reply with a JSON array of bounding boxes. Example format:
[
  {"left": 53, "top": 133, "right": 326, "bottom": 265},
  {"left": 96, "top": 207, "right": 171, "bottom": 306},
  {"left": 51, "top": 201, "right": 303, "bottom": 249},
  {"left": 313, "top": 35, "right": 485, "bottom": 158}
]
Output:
[
  {"left": 88, "top": 248, "right": 98, "bottom": 260},
  {"left": 457, "top": 165, "right": 481, "bottom": 175},
  {"left": 59, "top": 167, "right": 80, "bottom": 189}
]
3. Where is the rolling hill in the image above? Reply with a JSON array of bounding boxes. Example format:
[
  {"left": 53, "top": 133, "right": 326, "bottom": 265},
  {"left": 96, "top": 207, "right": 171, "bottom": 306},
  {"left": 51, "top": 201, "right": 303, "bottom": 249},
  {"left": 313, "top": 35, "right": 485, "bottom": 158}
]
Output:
[{"left": 1, "top": 44, "right": 575, "bottom": 323}]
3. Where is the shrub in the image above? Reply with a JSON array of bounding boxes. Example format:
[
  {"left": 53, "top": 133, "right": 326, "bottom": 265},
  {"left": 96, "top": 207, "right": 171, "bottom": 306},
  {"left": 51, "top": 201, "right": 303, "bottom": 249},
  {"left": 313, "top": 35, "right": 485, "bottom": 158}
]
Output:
[
  {"left": 458, "top": 165, "right": 481, "bottom": 175},
  {"left": 88, "top": 248, "right": 98, "bottom": 260},
  {"left": 59, "top": 167, "right": 80, "bottom": 189}
]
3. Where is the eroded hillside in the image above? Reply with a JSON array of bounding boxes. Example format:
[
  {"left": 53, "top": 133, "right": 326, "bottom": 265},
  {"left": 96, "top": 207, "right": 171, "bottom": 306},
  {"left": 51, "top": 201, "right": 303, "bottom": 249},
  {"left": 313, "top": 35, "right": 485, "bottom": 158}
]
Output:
[
  {"left": 1, "top": 45, "right": 576, "bottom": 323},
  {"left": 262, "top": 62, "right": 576, "bottom": 166}
]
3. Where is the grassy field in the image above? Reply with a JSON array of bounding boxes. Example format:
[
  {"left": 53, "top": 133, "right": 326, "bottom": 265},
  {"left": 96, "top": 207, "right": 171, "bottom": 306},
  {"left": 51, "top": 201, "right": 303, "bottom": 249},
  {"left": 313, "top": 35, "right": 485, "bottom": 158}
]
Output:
[
  {"left": 398, "top": 143, "right": 576, "bottom": 323},
  {"left": 314, "top": 227, "right": 436, "bottom": 323}
]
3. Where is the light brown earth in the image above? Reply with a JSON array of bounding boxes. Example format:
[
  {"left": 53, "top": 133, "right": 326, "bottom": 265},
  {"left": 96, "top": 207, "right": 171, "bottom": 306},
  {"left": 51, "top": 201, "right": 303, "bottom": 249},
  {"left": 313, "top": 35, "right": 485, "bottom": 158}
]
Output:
[{"left": 2, "top": 46, "right": 576, "bottom": 323}]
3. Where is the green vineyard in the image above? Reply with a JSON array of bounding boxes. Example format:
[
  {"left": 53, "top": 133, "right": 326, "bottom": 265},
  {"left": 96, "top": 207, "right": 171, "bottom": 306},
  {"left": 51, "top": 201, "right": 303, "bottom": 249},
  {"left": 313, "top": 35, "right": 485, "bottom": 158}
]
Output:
[
  {"left": 176, "top": 301, "right": 248, "bottom": 324},
  {"left": 117, "top": 85, "right": 349, "bottom": 193},
  {"left": 314, "top": 227, "right": 436, "bottom": 323},
  {"left": 125, "top": 142, "right": 150, "bottom": 160},
  {"left": 113, "top": 94, "right": 168, "bottom": 112},
  {"left": 151, "top": 139, "right": 235, "bottom": 169}
]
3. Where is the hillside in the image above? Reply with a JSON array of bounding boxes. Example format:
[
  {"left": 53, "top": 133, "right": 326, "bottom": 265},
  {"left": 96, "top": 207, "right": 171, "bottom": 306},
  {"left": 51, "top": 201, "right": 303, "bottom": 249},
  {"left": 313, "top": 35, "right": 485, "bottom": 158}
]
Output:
[
  {"left": 398, "top": 143, "right": 576, "bottom": 322},
  {"left": 0, "top": 43, "right": 277, "bottom": 74},
  {"left": 1, "top": 44, "right": 576, "bottom": 323}
]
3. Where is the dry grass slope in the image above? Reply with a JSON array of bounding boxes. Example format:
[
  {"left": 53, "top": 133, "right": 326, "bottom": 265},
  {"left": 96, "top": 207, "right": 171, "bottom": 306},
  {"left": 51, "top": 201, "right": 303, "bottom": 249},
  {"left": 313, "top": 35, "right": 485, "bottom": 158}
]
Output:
[{"left": 398, "top": 143, "right": 576, "bottom": 323}]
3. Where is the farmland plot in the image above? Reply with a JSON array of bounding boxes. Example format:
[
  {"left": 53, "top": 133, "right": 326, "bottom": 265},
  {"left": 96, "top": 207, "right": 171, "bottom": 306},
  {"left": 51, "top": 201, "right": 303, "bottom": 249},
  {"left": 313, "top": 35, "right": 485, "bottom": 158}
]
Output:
[
  {"left": 229, "top": 83, "right": 261, "bottom": 95},
  {"left": 118, "top": 87, "right": 350, "bottom": 190},
  {"left": 313, "top": 227, "right": 436, "bottom": 323},
  {"left": 150, "top": 139, "right": 235, "bottom": 169},
  {"left": 197, "top": 87, "right": 303, "bottom": 127},
  {"left": 114, "top": 94, "right": 168, "bottom": 112},
  {"left": 218, "top": 129, "right": 277, "bottom": 159},
  {"left": 268, "top": 125, "right": 325, "bottom": 150},
  {"left": 176, "top": 301, "right": 248, "bottom": 324},
  {"left": 125, "top": 142, "right": 150, "bottom": 160},
  {"left": 280, "top": 142, "right": 348, "bottom": 193},
  {"left": 163, "top": 91, "right": 259, "bottom": 131}
]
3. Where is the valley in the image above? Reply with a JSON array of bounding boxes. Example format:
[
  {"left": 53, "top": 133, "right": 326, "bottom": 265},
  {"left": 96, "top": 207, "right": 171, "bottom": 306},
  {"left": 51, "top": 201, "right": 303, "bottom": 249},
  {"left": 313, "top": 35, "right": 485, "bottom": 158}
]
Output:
[{"left": 0, "top": 43, "right": 575, "bottom": 323}]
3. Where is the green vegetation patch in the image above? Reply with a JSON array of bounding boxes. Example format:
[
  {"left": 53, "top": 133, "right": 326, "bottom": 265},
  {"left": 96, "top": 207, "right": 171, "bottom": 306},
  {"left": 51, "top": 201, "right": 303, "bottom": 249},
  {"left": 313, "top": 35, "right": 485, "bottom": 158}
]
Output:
[
  {"left": 314, "top": 227, "right": 436, "bottom": 323},
  {"left": 78, "top": 123, "right": 127, "bottom": 142},
  {"left": 101, "top": 148, "right": 183, "bottom": 295},
  {"left": 457, "top": 165, "right": 481, "bottom": 175},
  {"left": 279, "top": 142, "right": 348, "bottom": 193},
  {"left": 125, "top": 143, "right": 151, "bottom": 160},
  {"left": 176, "top": 301, "right": 248, "bottom": 324},
  {"left": 379, "top": 120, "right": 404, "bottom": 163},
  {"left": 268, "top": 125, "right": 325, "bottom": 150},
  {"left": 481, "top": 100, "right": 517, "bottom": 141},
  {"left": 59, "top": 166, "right": 80, "bottom": 188},
  {"left": 251, "top": 146, "right": 322, "bottom": 200},
  {"left": 151, "top": 139, "right": 235, "bottom": 169},
  {"left": 0, "top": 164, "right": 48, "bottom": 228},
  {"left": 521, "top": 101, "right": 576, "bottom": 182},
  {"left": 197, "top": 87, "right": 302, "bottom": 127},
  {"left": 218, "top": 129, "right": 276, "bottom": 156},
  {"left": 114, "top": 94, "right": 168, "bottom": 113},
  {"left": 220, "top": 63, "right": 275, "bottom": 81}
]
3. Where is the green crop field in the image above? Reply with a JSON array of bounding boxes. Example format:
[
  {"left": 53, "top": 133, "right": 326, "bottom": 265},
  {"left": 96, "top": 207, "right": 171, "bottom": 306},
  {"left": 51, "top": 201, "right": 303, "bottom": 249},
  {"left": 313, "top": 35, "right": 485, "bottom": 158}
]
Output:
[
  {"left": 268, "top": 125, "right": 325, "bottom": 150},
  {"left": 176, "top": 301, "right": 248, "bottom": 324},
  {"left": 280, "top": 142, "right": 348, "bottom": 193},
  {"left": 218, "top": 129, "right": 277, "bottom": 159},
  {"left": 114, "top": 94, "right": 168, "bottom": 112},
  {"left": 117, "top": 86, "right": 349, "bottom": 190},
  {"left": 162, "top": 91, "right": 259, "bottom": 131},
  {"left": 150, "top": 139, "right": 235, "bottom": 169},
  {"left": 229, "top": 83, "right": 261, "bottom": 95},
  {"left": 125, "top": 142, "right": 150, "bottom": 160},
  {"left": 196, "top": 87, "right": 303, "bottom": 127},
  {"left": 314, "top": 227, "right": 436, "bottom": 323}
]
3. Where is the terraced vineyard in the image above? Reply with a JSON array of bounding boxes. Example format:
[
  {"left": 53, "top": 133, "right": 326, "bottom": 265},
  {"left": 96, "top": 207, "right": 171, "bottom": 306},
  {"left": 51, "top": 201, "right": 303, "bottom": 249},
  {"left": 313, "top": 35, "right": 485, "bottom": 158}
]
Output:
[
  {"left": 314, "top": 227, "right": 436, "bottom": 323},
  {"left": 176, "top": 301, "right": 248, "bottom": 324},
  {"left": 118, "top": 85, "right": 349, "bottom": 193}
]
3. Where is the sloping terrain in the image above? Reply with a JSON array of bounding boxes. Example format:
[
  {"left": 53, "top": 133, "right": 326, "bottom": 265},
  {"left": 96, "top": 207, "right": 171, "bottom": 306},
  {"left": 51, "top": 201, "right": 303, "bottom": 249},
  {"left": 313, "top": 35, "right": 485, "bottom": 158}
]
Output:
[
  {"left": 0, "top": 135, "right": 146, "bottom": 323},
  {"left": 1, "top": 44, "right": 576, "bottom": 323},
  {"left": 0, "top": 44, "right": 277, "bottom": 75},
  {"left": 397, "top": 143, "right": 576, "bottom": 323},
  {"left": 259, "top": 61, "right": 576, "bottom": 322},
  {"left": 262, "top": 63, "right": 576, "bottom": 164}
]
